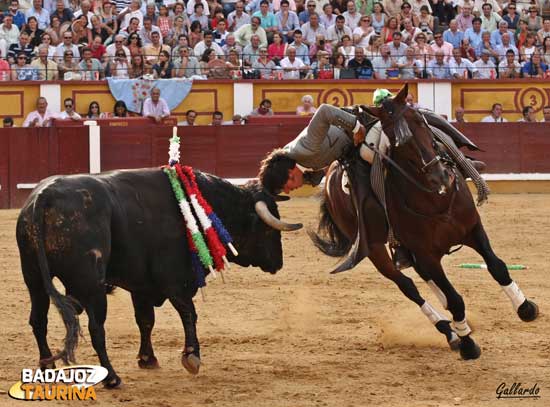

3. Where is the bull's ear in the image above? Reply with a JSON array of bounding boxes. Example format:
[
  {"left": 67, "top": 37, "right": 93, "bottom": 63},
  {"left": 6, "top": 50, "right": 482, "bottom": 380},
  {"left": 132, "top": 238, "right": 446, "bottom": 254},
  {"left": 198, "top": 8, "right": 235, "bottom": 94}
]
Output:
[
  {"left": 363, "top": 105, "right": 382, "bottom": 118},
  {"left": 394, "top": 83, "right": 409, "bottom": 104}
]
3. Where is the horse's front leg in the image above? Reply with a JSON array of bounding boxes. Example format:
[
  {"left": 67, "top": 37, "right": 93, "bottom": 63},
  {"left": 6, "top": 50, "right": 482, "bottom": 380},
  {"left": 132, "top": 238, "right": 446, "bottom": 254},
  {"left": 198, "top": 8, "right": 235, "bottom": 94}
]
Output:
[
  {"left": 415, "top": 255, "right": 481, "bottom": 360},
  {"left": 368, "top": 244, "right": 459, "bottom": 351},
  {"left": 464, "top": 222, "right": 539, "bottom": 322}
]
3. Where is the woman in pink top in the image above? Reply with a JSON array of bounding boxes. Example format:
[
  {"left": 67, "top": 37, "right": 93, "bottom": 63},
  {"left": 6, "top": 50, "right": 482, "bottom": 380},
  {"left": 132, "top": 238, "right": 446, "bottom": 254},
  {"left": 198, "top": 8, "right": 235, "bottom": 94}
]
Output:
[
  {"left": 268, "top": 32, "right": 286, "bottom": 64},
  {"left": 0, "top": 52, "right": 10, "bottom": 81}
]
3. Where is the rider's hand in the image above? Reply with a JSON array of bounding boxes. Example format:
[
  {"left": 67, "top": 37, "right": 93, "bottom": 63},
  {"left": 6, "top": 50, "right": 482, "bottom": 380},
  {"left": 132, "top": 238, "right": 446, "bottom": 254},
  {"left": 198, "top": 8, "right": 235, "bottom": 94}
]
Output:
[{"left": 353, "top": 124, "right": 366, "bottom": 146}]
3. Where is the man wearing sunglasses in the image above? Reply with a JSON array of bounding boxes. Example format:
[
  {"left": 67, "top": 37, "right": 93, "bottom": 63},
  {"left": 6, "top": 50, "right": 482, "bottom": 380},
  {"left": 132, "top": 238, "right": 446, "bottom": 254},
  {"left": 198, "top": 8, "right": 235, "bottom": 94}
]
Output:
[
  {"left": 54, "top": 30, "right": 80, "bottom": 62},
  {"left": 58, "top": 98, "right": 82, "bottom": 121}
]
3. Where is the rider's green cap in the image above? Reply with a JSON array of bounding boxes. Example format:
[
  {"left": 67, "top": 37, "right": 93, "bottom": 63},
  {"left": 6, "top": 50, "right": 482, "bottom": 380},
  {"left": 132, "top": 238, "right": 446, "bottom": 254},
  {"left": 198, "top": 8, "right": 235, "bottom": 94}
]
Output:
[{"left": 373, "top": 89, "right": 394, "bottom": 106}]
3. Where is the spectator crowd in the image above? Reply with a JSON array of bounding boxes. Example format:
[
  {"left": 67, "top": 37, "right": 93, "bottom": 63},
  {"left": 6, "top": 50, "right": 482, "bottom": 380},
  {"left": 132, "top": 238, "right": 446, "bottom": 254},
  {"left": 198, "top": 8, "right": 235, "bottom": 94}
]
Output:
[{"left": 0, "top": 0, "right": 549, "bottom": 80}]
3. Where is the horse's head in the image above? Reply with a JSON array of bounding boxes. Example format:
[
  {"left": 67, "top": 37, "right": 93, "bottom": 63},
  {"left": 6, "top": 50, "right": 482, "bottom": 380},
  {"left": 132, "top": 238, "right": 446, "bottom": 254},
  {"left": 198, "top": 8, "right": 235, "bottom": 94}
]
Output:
[{"left": 363, "top": 84, "right": 455, "bottom": 195}]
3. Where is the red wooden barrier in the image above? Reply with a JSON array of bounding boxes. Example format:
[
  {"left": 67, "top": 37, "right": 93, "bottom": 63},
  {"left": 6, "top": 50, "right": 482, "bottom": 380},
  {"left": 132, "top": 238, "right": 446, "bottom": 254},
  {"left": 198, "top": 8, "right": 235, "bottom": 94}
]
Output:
[{"left": 1, "top": 122, "right": 550, "bottom": 209}]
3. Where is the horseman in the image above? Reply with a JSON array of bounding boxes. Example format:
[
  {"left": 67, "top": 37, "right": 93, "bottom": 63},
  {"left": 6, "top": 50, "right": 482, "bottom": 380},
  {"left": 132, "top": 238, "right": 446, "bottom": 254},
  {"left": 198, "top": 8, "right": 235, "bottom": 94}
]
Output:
[{"left": 258, "top": 87, "right": 487, "bottom": 270}]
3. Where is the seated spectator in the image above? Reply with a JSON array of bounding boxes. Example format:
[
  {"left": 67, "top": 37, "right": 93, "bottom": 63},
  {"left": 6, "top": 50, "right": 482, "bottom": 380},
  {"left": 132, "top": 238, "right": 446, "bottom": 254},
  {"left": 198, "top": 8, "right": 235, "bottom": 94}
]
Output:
[
  {"left": 542, "top": 36, "right": 550, "bottom": 65},
  {"left": 0, "top": 50, "right": 10, "bottom": 80},
  {"left": 157, "top": 6, "right": 173, "bottom": 41},
  {"left": 300, "top": 12, "right": 326, "bottom": 46},
  {"left": 289, "top": 29, "right": 310, "bottom": 65},
  {"left": 249, "top": 99, "right": 274, "bottom": 116},
  {"left": 58, "top": 49, "right": 80, "bottom": 79},
  {"left": 8, "top": 32, "right": 35, "bottom": 64},
  {"left": 51, "top": 0, "right": 74, "bottom": 25},
  {"left": 459, "top": 38, "right": 476, "bottom": 62},
  {"left": 427, "top": 50, "right": 451, "bottom": 79},
  {"left": 211, "top": 110, "right": 224, "bottom": 125},
  {"left": 525, "top": 6, "right": 543, "bottom": 35},
  {"left": 143, "top": 31, "right": 171, "bottom": 65},
  {"left": 311, "top": 50, "right": 333, "bottom": 78},
  {"left": 189, "top": 3, "right": 209, "bottom": 31},
  {"left": 71, "top": 15, "right": 92, "bottom": 47},
  {"left": 399, "top": 3, "right": 420, "bottom": 33},
  {"left": 308, "top": 34, "right": 332, "bottom": 62},
  {"left": 193, "top": 30, "right": 224, "bottom": 59},
  {"left": 416, "top": 5, "right": 433, "bottom": 36},
  {"left": 86, "top": 101, "right": 106, "bottom": 119},
  {"left": 332, "top": 52, "right": 346, "bottom": 77},
  {"left": 401, "top": 18, "right": 422, "bottom": 46},
  {"left": 143, "top": 87, "right": 170, "bottom": 123},
  {"left": 30, "top": 44, "right": 58, "bottom": 80},
  {"left": 253, "top": 0, "right": 278, "bottom": 42},
  {"left": 202, "top": 48, "right": 230, "bottom": 78},
  {"left": 188, "top": 20, "right": 204, "bottom": 48},
  {"left": 537, "top": 18, "right": 550, "bottom": 44},
  {"left": 474, "top": 49, "right": 496, "bottom": 79},
  {"left": 296, "top": 94, "right": 316, "bottom": 115},
  {"left": 348, "top": 46, "right": 374, "bottom": 79},
  {"left": 476, "top": 30, "right": 498, "bottom": 61},
  {"left": 109, "top": 49, "right": 131, "bottom": 78},
  {"left": 353, "top": 15, "right": 374, "bottom": 48},
  {"left": 372, "top": 44, "right": 396, "bottom": 79},
  {"left": 37, "top": 33, "right": 57, "bottom": 59},
  {"left": 11, "top": 51, "right": 38, "bottom": 80},
  {"left": 494, "top": 32, "right": 519, "bottom": 62},
  {"left": 498, "top": 49, "right": 522, "bottom": 78},
  {"left": 119, "top": 0, "right": 144, "bottom": 32},
  {"left": 178, "top": 109, "right": 197, "bottom": 126},
  {"left": 174, "top": 47, "right": 201, "bottom": 78},
  {"left": 3, "top": 117, "right": 14, "bottom": 127},
  {"left": 7, "top": 0, "right": 26, "bottom": 30},
  {"left": 523, "top": 52, "right": 549, "bottom": 77},
  {"left": 449, "top": 47, "right": 478, "bottom": 78},
  {"left": 79, "top": 46, "right": 103, "bottom": 80},
  {"left": 23, "top": 96, "right": 54, "bottom": 127},
  {"left": 0, "top": 15, "right": 21, "bottom": 59},
  {"left": 252, "top": 46, "right": 276, "bottom": 78},
  {"left": 90, "top": 14, "right": 112, "bottom": 44},
  {"left": 113, "top": 100, "right": 129, "bottom": 117},
  {"left": 412, "top": 33, "right": 430, "bottom": 62},
  {"left": 26, "top": 0, "right": 49, "bottom": 30},
  {"left": 277, "top": 0, "right": 300, "bottom": 42},
  {"left": 222, "top": 34, "right": 243, "bottom": 58},
  {"left": 280, "top": 45, "right": 307, "bottom": 79},
  {"left": 243, "top": 33, "right": 262, "bottom": 66},
  {"left": 235, "top": 16, "right": 268, "bottom": 47},
  {"left": 503, "top": 3, "right": 520, "bottom": 30},
  {"left": 480, "top": 3, "right": 501, "bottom": 33},
  {"left": 228, "top": 1, "right": 251, "bottom": 32},
  {"left": 380, "top": 16, "right": 399, "bottom": 43},
  {"left": 24, "top": 16, "right": 44, "bottom": 48},
  {"left": 268, "top": 31, "right": 285, "bottom": 64},
  {"left": 231, "top": 114, "right": 244, "bottom": 125},
  {"left": 213, "top": 18, "right": 229, "bottom": 46},
  {"left": 490, "top": 20, "right": 515, "bottom": 48},
  {"left": 54, "top": 30, "right": 80, "bottom": 62},
  {"left": 138, "top": 16, "right": 161, "bottom": 47},
  {"left": 172, "top": 35, "right": 193, "bottom": 60},
  {"left": 480, "top": 103, "right": 507, "bottom": 122},
  {"left": 58, "top": 97, "right": 82, "bottom": 120},
  {"left": 226, "top": 47, "right": 243, "bottom": 78},
  {"left": 397, "top": 46, "right": 422, "bottom": 79},
  {"left": 443, "top": 20, "right": 463, "bottom": 49},
  {"left": 129, "top": 54, "right": 153, "bottom": 78},
  {"left": 520, "top": 33, "right": 538, "bottom": 63},
  {"left": 327, "top": 15, "right": 352, "bottom": 49},
  {"left": 430, "top": 31, "right": 453, "bottom": 62},
  {"left": 451, "top": 106, "right": 467, "bottom": 124},
  {"left": 541, "top": 105, "right": 550, "bottom": 122},
  {"left": 152, "top": 50, "right": 174, "bottom": 78},
  {"left": 517, "top": 106, "right": 537, "bottom": 122}
]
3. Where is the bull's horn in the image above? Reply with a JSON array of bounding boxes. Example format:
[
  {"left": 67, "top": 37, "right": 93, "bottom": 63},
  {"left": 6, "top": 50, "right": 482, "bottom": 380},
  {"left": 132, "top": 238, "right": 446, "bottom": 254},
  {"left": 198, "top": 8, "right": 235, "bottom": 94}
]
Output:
[{"left": 254, "top": 201, "right": 303, "bottom": 232}]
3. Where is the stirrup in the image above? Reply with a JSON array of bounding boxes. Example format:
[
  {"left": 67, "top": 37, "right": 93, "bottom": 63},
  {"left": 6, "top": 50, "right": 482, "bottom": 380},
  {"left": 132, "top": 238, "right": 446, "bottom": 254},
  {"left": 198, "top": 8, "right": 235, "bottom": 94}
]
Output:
[{"left": 391, "top": 245, "right": 413, "bottom": 270}]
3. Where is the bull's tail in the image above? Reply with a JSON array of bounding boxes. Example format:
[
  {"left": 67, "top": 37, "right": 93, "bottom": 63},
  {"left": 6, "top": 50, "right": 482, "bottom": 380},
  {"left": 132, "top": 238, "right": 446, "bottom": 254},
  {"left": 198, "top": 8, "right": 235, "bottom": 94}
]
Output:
[
  {"left": 32, "top": 191, "right": 80, "bottom": 364},
  {"left": 308, "top": 196, "right": 351, "bottom": 258}
]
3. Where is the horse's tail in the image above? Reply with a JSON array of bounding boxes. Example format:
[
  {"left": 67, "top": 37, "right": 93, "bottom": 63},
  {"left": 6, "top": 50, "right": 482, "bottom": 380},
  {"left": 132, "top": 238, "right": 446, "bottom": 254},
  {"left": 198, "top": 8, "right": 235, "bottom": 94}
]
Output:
[{"left": 308, "top": 194, "right": 352, "bottom": 258}]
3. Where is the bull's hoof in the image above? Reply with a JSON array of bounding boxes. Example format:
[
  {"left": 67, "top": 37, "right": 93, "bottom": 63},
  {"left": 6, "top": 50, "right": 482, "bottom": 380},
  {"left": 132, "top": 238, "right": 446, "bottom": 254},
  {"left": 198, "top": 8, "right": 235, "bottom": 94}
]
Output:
[
  {"left": 181, "top": 352, "right": 201, "bottom": 375},
  {"left": 103, "top": 373, "right": 121, "bottom": 388},
  {"left": 39, "top": 358, "right": 56, "bottom": 370},
  {"left": 137, "top": 355, "right": 160, "bottom": 369},
  {"left": 517, "top": 299, "right": 539, "bottom": 322},
  {"left": 459, "top": 336, "right": 481, "bottom": 360}
]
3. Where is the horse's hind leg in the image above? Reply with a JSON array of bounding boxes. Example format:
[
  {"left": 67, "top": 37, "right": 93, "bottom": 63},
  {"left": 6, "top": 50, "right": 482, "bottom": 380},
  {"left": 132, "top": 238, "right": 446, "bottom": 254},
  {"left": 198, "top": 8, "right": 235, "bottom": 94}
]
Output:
[
  {"left": 368, "top": 245, "right": 459, "bottom": 351},
  {"left": 465, "top": 222, "right": 538, "bottom": 322},
  {"left": 415, "top": 255, "right": 481, "bottom": 360}
]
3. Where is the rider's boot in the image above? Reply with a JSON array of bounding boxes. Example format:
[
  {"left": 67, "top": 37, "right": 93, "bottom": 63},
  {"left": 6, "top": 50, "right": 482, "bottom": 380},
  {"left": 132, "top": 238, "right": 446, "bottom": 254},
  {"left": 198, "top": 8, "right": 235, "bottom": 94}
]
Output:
[{"left": 391, "top": 244, "right": 413, "bottom": 270}]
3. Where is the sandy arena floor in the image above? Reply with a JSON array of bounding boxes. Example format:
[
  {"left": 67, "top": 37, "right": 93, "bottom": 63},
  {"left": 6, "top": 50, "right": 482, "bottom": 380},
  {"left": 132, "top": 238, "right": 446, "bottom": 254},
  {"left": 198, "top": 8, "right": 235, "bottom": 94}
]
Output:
[{"left": 0, "top": 194, "right": 548, "bottom": 407}]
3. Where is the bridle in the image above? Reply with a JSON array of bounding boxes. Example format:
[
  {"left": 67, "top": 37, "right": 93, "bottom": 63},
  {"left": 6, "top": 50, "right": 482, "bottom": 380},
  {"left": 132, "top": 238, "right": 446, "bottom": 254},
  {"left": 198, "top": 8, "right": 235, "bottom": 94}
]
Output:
[{"left": 370, "top": 102, "right": 456, "bottom": 195}]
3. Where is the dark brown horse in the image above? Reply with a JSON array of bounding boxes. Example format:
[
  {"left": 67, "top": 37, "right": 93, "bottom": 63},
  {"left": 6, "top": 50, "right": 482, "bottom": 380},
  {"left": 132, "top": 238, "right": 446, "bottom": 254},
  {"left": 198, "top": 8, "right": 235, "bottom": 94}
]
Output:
[{"left": 311, "top": 84, "right": 539, "bottom": 360}]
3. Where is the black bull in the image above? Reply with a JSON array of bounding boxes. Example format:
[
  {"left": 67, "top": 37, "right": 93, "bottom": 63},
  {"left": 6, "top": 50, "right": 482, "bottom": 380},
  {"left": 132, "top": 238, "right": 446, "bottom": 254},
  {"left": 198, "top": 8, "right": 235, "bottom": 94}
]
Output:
[{"left": 16, "top": 168, "right": 301, "bottom": 387}]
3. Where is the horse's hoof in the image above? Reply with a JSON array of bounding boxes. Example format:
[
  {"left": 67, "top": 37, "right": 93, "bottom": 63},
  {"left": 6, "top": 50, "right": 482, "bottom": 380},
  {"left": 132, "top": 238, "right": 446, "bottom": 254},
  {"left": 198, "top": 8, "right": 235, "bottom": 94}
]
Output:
[
  {"left": 103, "top": 373, "right": 122, "bottom": 388},
  {"left": 459, "top": 336, "right": 481, "bottom": 360},
  {"left": 517, "top": 299, "right": 539, "bottom": 322},
  {"left": 137, "top": 355, "right": 160, "bottom": 369},
  {"left": 181, "top": 353, "right": 201, "bottom": 375},
  {"left": 448, "top": 332, "right": 460, "bottom": 351}
]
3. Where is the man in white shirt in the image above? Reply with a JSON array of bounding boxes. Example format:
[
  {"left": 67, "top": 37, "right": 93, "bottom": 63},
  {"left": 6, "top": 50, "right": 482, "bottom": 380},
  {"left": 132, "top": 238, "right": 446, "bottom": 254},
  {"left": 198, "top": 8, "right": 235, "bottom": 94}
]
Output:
[
  {"left": 481, "top": 103, "right": 508, "bottom": 122},
  {"left": 228, "top": 1, "right": 251, "bottom": 32},
  {"left": 327, "top": 15, "right": 352, "bottom": 48},
  {"left": 23, "top": 97, "right": 55, "bottom": 127},
  {"left": 300, "top": 12, "right": 326, "bottom": 45},
  {"left": 0, "top": 14, "right": 20, "bottom": 58},
  {"left": 143, "top": 87, "right": 170, "bottom": 123},
  {"left": 498, "top": 49, "right": 521, "bottom": 78},
  {"left": 480, "top": 3, "right": 501, "bottom": 32},
  {"left": 473, "top": 49, "right": 495, "bottom": 78},
  {"left": 58, "top": 98, "right": 82, "bottom": 120},
  {"left": 449, "top": 47, "right": 478, "bottom": 78},
  {"left": 54, "top": 31, "right": 80, "bottom": 62},
  {"left": 106, "top": 35, "right": 131, "bottom": 62},
  {"left": 178, "top": 109, "right": 197, "bottom": 126},
  {"left": 138, "top": 16, "right": 162, "bottom": 46},
  {"left": 342, "top": 0, "right": 361, "bottom": 30},
  {"left": 279, "top": 46, "right": 306, "bottom": 79},
  {"left": 193, "top": 30, "right": 225, "bottom": 58},
  {"left": 73, "top": 0, "right": 94, "bottom": 28}
]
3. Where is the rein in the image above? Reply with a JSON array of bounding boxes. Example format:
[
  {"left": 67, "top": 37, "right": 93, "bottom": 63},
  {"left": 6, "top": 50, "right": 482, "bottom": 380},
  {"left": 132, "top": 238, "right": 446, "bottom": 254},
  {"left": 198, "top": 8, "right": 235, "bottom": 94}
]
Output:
[{"left": 366, "top": 142, "right": 440, "bottom": 194}]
